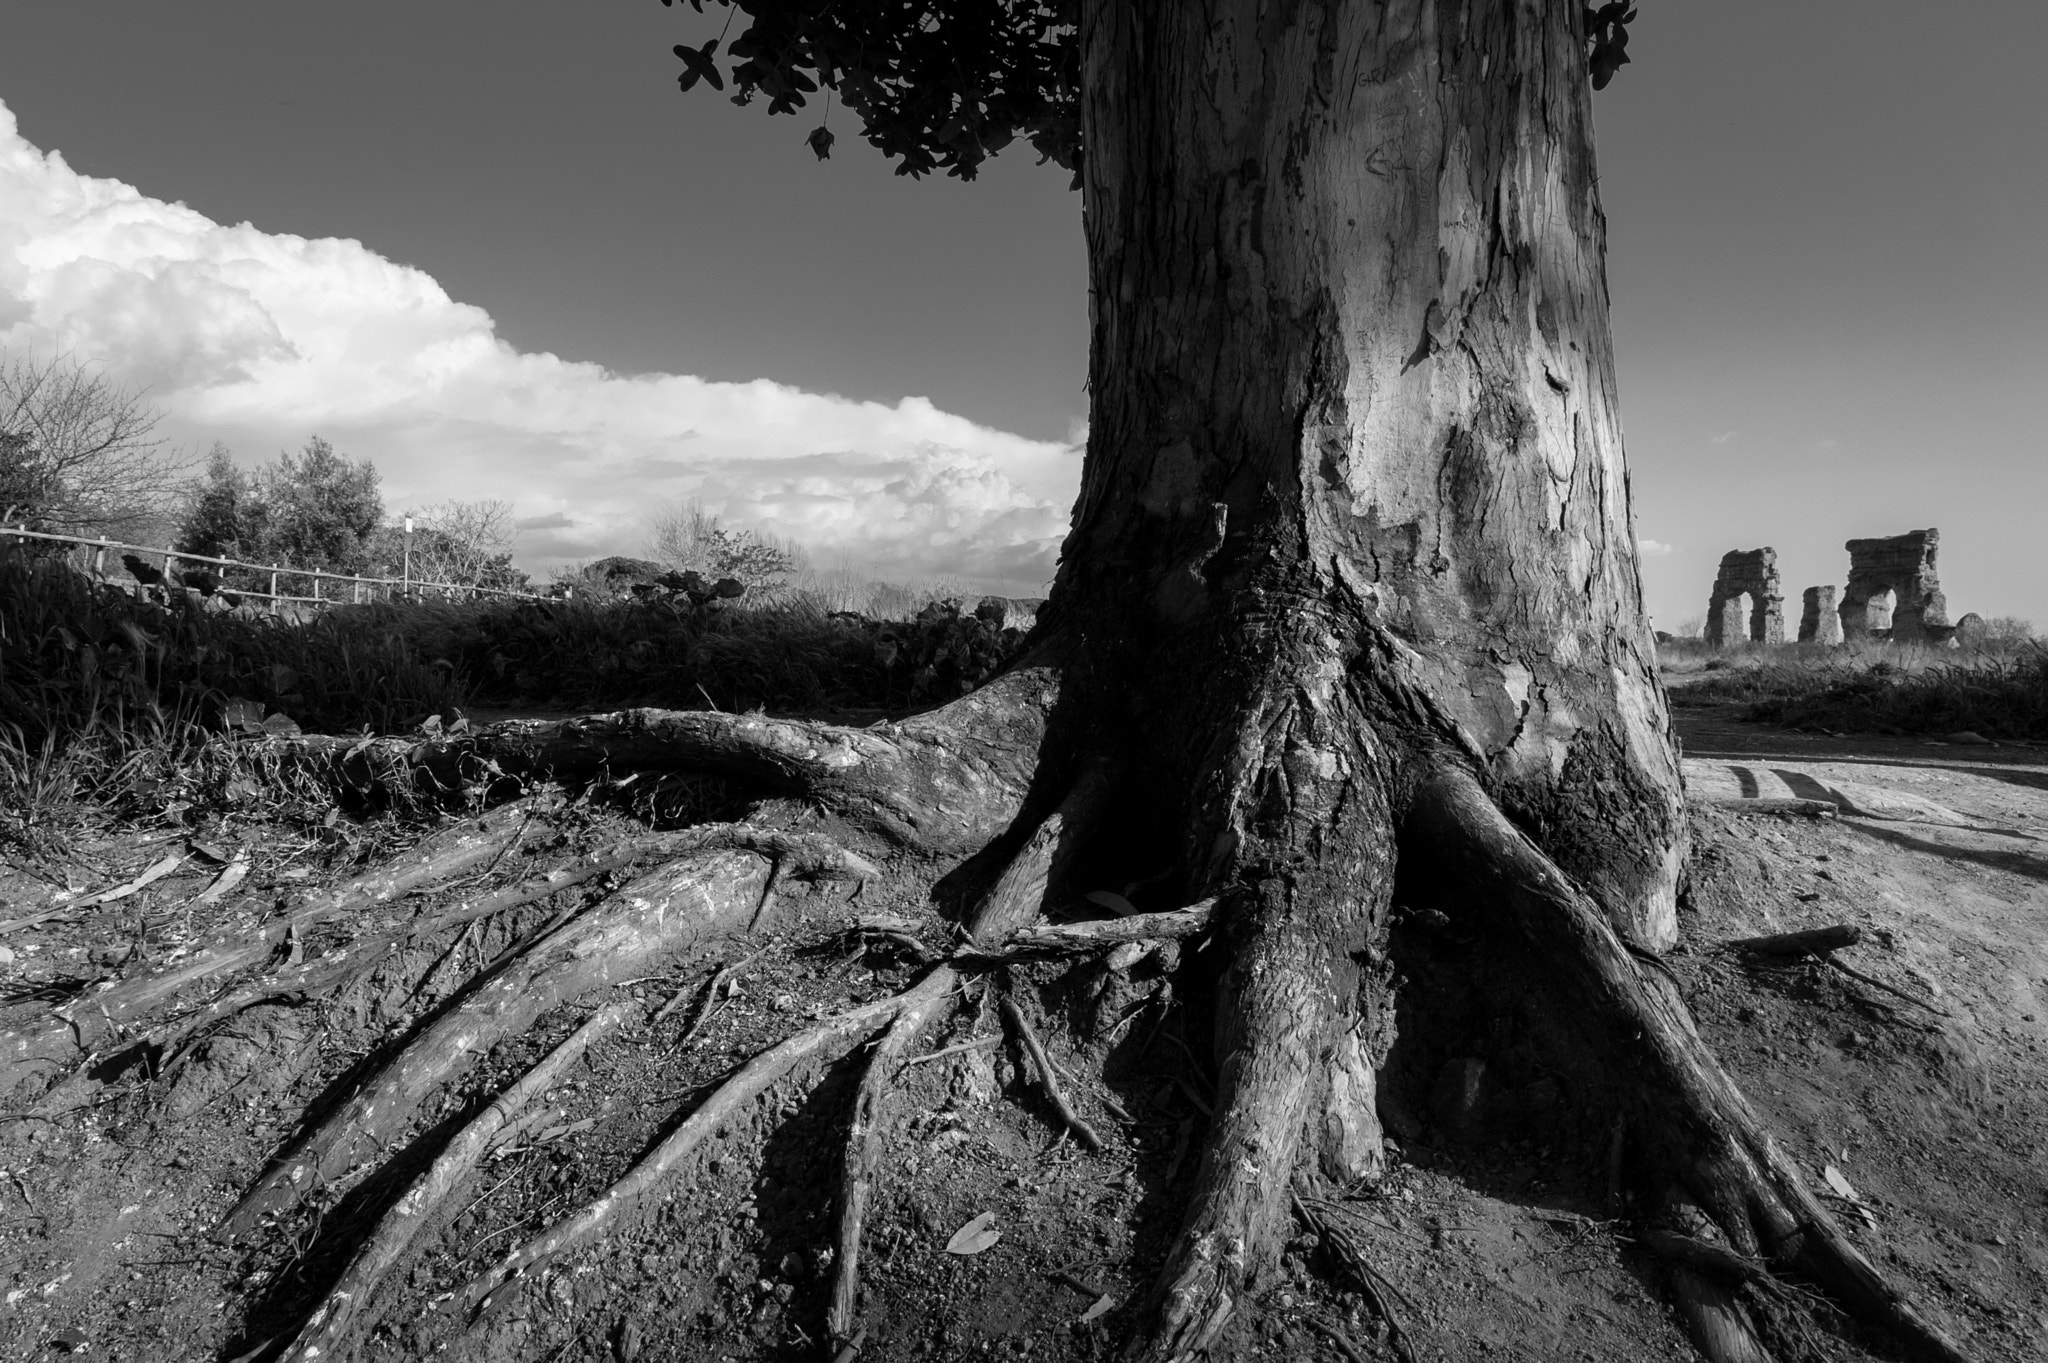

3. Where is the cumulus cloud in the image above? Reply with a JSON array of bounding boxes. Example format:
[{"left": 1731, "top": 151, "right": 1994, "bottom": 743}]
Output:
[
  {"left": 0, "top": 99, "right": 1078, "bottom": 587},
  {"left": 1636, "top": 537, "right": 1675, "bottom": 557},
  {"left": 1709, "top": 430, "right": 1737, "bottom": 446}
]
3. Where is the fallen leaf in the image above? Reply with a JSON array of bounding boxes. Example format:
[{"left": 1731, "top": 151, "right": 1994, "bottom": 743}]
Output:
[
  {"left": 1078, "top": 1293, "right": 1116, "bottom": 1324},
  {"left": 945, "top": 1210, "right": 1002, "bottom": 1256},
  {"left": 79, "top": 853, "right": 186, "bottom": 908},
  {"left": 1822, "top": 1164, "right": 1878, "bottom": 1228},
  {"left": 1084, "top": 890, "right": 1138, "bottom": 917},
  {"left": 195, "top": 860, "right": 250, "bottom": 906}
]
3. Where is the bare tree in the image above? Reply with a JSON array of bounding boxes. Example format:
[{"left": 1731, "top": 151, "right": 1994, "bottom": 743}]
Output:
[
  {"left": 645, "top": 498, "right": 805, "bottom": 590},
  {"left": 398, "top": 498, "right": 525, "bottom": 590},
  {"left": 0, "top": 349, "right": 189, "bottom": 537}
]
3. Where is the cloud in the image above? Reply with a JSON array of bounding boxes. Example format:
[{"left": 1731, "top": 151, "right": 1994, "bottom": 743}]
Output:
[
  {"left": 1709, "top": 430, "right": 1737, "bottom": 446},
  {"left": 1817, "top": 437, "right": 1839, "bottom": 451},
  {"left": 1636, "top": 537, "right": 1675, "bottom": 557},
  {"left": 0, "top": 99, "right": 1078, "bottom": 588}
]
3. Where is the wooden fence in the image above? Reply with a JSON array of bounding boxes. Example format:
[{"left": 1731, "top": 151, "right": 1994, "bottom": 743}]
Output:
[{"left": 1, "top": 524, "right": 550, "bottom": 613}]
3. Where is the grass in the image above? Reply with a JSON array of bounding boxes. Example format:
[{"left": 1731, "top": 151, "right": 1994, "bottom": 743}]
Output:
[
  {"left": 1659, "top": 635, "right": 2048, "bottom": 740},
  {"left": 0, "top": 549, "right": 1033, "bottom": 859}
]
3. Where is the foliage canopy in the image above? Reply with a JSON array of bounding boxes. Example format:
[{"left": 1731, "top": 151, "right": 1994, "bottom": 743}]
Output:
[{"left": 662, "top": 1, "right": 1633, "bottom": 181}]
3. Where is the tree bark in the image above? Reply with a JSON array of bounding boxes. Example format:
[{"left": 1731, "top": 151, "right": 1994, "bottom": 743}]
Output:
[
  {"left": 1060, "top": 0, "right": 1683, "bottom": 947},
  {"left": 1039, "top": 0, "right": 1686, "bottom": 1349}
]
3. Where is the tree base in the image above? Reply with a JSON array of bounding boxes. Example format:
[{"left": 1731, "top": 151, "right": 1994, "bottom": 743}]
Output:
[{"left": 0, "top": 697, "right": 1999, "bottom": 1363}]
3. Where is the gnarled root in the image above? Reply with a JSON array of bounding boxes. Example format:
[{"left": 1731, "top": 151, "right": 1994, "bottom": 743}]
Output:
[
  {"left": 262, "top": 660, "right": 1061, "bottom": 856},
  {"left": 464, "top": 988, "right": 928, "bottom": 1319},
  {"left": 1407, "top": 765, "right": 1974, "bottom": 1363},
  {"left": 826, "top": 965, "right": 962, "bottom": 1345},
  {"left": 1144, "top": 912, "right": 1371, "bottom": 1361},
  {"left": 276, "top": 1000, "right": 632, "bottom": 1363},
  {"left": 221, "top": 846, "right": 779, "bottom": 1237},
  {"left": 2, "top": 801, "right": 542, "bottom": 1098}
]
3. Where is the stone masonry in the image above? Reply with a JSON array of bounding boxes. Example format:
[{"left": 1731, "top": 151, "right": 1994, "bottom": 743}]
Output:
[
  {"left": 1704, "top": 547, "right": 1783, "bottom": 646},
  {"left": 1839, "top": 528, "right": 1949, "bottom": 643},
  {"left": 1798, "top": 585, "right": 1843, "bottom": 645}
]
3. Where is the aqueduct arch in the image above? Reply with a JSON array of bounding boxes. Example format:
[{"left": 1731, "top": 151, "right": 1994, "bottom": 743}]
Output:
[
  {"left": 1839, "top": 528, "right": 1949, "bottom": 642},
  {"left": 1704, "top": 547, "right": 1783, "bottom": 646},
  {"left": 1798, "top": 585, "right": 1844, "bottom": 645}
]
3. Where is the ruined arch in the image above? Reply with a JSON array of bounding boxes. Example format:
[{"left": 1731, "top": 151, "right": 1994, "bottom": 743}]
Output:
[
  {"left": 1839, "top": 529, "right": 1949, "bottom": 642},
  {"left": 1703, "top": 547, "right": 1783, "bottom": 647}
]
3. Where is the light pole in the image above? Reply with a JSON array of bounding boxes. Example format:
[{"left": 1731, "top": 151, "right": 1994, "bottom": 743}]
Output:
[{"left": 402, "top": 516, "right": 413, "bottom": 598}]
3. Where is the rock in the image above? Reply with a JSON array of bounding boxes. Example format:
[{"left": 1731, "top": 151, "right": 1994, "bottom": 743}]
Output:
[{"left": 1946, "top": 731, "right": 1994, "bottom": 746}]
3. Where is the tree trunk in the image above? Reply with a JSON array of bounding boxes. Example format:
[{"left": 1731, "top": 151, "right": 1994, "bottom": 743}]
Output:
[
  {"left": 1040, "top": 0, "right": 1686, "bottom": 1348},
  {"left": 1062, "top": 0, "right": 1683, "bottom": 944}
]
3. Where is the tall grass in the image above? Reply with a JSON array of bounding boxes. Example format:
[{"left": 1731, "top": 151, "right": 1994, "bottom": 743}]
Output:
[
  {"left": 0, "top": 550, "right": 1036, "bottom": 852},
  {"left": 1662, "top": 636, "right": 2048, "bottom": 739},
  {"left": 1, "top": 552, "right": 465, "bottom": 853}
]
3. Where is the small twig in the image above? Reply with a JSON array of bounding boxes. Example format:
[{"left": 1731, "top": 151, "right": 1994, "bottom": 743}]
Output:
[
  {"left": 903, "top": 1034, "right": 1000, "bottom": 1067},
  {"left": 671, "top": 947, "right": 770, "bottom": 1051},
  {"left": 1294, "top": 1194, "right": 1420, "bottom": 1363},
  {"left": 999, "top": 997, "right": 1103, "bottom": 1151},
  {"left": 1300, "top": 1315, "right": 1371, "bottom": 1363},
  {"left": 1814, "top": 952, "right": 1950, "bottom": 1017},
  {"left": 1050, "top": 1268, "right": 1108, "bottom": 1298},
  {"left": 1725, "top": 924, "right": 1861, "bottom": 957}
]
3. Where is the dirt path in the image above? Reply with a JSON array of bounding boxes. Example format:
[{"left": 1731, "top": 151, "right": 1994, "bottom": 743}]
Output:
[{"left": 0, "top": 710, "right": 2043, "bottom": 1360}]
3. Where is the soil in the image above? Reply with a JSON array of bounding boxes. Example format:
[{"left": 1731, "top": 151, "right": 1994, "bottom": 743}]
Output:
[{"left": 1, "top": 703, "right": 2044, "bottom": 1362}]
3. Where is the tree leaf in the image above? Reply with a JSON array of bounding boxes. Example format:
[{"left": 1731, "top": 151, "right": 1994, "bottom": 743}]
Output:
[
  {"left": 945, "top": 1211, "right": 1002, "bottom": 1255},
  {"left": 807, "top": 125, "right": 836, "bottom": 160}
]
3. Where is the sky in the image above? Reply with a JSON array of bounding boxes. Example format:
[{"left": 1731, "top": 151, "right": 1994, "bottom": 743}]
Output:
[{"left": 0, "top": 1, "right": 2042, "bottom": 622}]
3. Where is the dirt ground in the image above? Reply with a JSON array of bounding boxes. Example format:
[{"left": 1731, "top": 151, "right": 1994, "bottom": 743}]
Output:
[{"left": 1, "top": 701, "right": 2044, "bottom": 1361}]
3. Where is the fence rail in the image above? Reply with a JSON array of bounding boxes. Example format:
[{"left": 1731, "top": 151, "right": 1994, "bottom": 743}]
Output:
[{"left": 1, "top": 524, "right": 549, "bottom": 612}]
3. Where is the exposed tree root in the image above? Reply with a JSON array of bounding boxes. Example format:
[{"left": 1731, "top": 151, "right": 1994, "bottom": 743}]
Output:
[
  {"left": 999, "top": 994, "right": 1102, "bottom": 1150},
  {"left": 463, "top": 988, "right": 926, "bottom": 1320},
  {"left": 263, "top": 661, "right": 1060, "bottom": 856},
  {"left": 1407, "top": 765, "right": 1974, "bottom": 1363},
  {"left": 275, "top": 1000, "right": 632, "bottom": 1363},
  {"left": 2, "top": 801, "right": 541, "bottom": 1098},
  {"left": 221, "top": 846, "right": 787, "bottom": 1238},
  {"left": 21, "top": 831, "right": 717, "bottom": 1119},
  {"left": 826, "top": 965, "right": 962, "bottom": 1346},
  {"left": 30, "top": 649, "right": 1988, "bottom": 1363},
  {"left": 1656, "top": 1191, "right": 1777, "bottom": 1363},
  {"left": 952, "top": 899, "right": 1216, "bottom": 964}
]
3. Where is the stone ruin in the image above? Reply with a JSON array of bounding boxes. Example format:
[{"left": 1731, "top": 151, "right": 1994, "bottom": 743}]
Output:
[
  {"left": 1839, "top": 528, "right": 1949, "bottom": 643},
  {"left": 1703, "top": 547, "right": 1783, "bottom": 646},
  {"left": 1798, "top": 585, "right": 1843, "bottom": 645}
]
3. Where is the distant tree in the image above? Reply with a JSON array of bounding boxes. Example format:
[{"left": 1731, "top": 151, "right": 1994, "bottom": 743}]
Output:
[
  {"left": 0, "top": 349, "right": 188, "bottom": 537},
  {"left": 646, "top": 500, "right": 804, "bottom": 590},
  {"left": 248, "top": 436, "right": 383, "bottom": 572},
  {"left": 367, "top": 500, "right": 531, "bottom": 593},
  {"left": 174, "top": 443, "right": 255, "bottom": 561},
  {"left": 1981, "top": 615, "right": 2036, "bottom": 644}
]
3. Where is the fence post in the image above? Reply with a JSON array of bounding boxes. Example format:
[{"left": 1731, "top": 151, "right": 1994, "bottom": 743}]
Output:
[
  {"left": 270, "top": 564, "right": 280, "bottom": 616},
  {"left": 94, "top": 536, "right": 108, "bottom": 581}
]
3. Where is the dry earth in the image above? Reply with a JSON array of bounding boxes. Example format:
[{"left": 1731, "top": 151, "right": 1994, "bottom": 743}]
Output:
[{"left": 0, "top": 701, "right": 2043, "bottom": 1362}]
